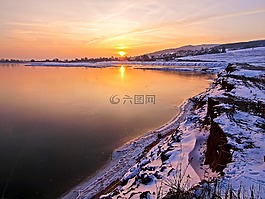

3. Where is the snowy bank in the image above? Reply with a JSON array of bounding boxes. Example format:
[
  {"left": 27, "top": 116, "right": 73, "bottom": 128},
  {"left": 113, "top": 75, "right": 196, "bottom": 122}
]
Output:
[
  {"left": 27, "top": 61, "right": 228, "bottom": 73},
  {"left": 118, "top": 61, "right": 227, "bottom": 74}
]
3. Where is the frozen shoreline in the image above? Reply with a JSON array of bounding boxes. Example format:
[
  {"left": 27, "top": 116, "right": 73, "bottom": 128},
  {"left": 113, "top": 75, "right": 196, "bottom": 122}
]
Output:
[
  {"left": 61, "top": 98, "right": 197, "bottom": 199},
  {"left": 26, "top": 61, "right": 227, "bottom": 73}
]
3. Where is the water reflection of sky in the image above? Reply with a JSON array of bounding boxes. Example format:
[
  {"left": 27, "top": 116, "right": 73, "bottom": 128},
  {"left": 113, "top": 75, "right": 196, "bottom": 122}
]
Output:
[{"left": 0, "top": 64, "right": 214, "bottom": 198}]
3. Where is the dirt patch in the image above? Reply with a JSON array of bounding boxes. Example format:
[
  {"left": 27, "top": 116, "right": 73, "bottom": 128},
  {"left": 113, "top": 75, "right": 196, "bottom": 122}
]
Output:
[{"left": 204, "top": 122, "right": 232, "bottom": 173}]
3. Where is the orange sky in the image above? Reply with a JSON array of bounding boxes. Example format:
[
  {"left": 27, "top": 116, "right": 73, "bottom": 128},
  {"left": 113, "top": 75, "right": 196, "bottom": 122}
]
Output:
[{"left": 0, "top": 0, "right": 265, "bottom": 60}]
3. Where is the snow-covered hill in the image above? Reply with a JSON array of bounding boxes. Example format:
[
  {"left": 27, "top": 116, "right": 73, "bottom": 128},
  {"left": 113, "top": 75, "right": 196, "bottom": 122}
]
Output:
[
  {"left": 180, "top": 47, "right": 265, "bottom": 66},
  {"left": 146, "top": 44, "right": 217, "bottom": 57}
]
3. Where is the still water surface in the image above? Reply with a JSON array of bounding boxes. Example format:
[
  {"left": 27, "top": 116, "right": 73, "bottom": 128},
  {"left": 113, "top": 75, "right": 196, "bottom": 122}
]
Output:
[{"left": 0, "top": 64, "right": 213, "bottom": 198}]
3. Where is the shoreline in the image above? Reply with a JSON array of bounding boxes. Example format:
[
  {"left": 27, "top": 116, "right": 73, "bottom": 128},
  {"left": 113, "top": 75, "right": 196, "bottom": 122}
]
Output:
[
  {"left": 100, "top": 63, "right": 265, "bottom": 198},
  {"left": 92, "top": 128, "right": 177, "bottom": 199},
  {"left": 61, "top": 98, "right": 197, "bottom": 199}
]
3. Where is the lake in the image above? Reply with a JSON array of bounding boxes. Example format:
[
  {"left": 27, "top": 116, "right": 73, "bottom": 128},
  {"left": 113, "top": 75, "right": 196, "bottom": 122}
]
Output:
[{"left": 0, "top": 64, "right": 213, "bottom": 198}]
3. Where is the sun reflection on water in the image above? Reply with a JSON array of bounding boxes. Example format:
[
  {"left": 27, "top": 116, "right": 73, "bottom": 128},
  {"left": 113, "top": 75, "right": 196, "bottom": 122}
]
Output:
[{"left": 120, "top": 66, "right": 125, "bottom": 79}]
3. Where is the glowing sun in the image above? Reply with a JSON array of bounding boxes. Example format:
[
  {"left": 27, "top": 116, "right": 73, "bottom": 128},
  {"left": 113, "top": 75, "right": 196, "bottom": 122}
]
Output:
[{"left": 117, "top": 51, "right": 127, "bottom": 57}]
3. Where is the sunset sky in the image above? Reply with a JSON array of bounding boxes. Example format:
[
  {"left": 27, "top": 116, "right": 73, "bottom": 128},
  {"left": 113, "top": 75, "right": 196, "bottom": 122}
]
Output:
[{"left": 1, "top": 0, "right": 265, "bottom": 60}]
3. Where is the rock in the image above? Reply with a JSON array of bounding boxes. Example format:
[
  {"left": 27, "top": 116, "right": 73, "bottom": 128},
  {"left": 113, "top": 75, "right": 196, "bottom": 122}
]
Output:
[
  {"left": 139, "top": 173, "right": 152, "bottom": 185},
  {"left": 139, "top": 191, "right": 151, "bottom": 199},
  {"left": 161, "top": 151, "right": 170, "bottom": 162},
  {"left": 225, "top": 64, "right": 237, "bottom": 74},
  {"left": 206, "top": 97, "right": 219, "bottom": 122},
  {"left": 120, "top": 178, "right": 128, "bottom": 186},
  {"left": 221, "top": 79, "right": 235, "bottom": 92},
  {"left": 160, "top": 166, "right": 167, "bottom": 172},
  {"left": 154, "top": 171, "right": 163, "bottom": 179},
  {"left": 171, "top": 133, "right": 181, "bottom": 142},
  {"left": 157, "top": 133, "right": 162, "bottom": 139}
]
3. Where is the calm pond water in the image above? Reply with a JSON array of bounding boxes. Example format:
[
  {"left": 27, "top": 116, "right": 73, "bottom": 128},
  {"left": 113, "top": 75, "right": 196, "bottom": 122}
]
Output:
[{"left": 0, "top": 64, "right": 213, "bottom": 198}]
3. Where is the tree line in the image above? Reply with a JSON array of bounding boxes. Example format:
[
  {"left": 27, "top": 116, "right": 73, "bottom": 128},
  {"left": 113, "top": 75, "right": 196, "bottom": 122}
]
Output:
[{"left": 1, "top": 46, "right": 226, "bottom": 63}]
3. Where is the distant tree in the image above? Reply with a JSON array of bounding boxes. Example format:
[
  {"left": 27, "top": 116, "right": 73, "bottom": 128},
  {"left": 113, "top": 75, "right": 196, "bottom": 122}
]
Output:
[
  {"left": 30, "top": 59, "right": 35, "bottom": 62},
  {"left": 209, "top": 47, "right": 220, "bottom": 54},
  {"left": 142, "top": 54, "right": 150, "bottom": 61},
  {"left": 221, "top": 46, "right": 226, "bottom": 53}
]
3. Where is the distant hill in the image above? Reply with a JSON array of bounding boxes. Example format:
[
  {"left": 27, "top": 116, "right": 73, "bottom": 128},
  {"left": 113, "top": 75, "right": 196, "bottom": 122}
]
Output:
[
  {"left": 215, "top": 39, "right": 265, "bottom": 50},
  {"left": 145, "top": 39, "right": 265, "bottom": 57},
  {"left": 147, "top": 44, "right": 218, "bottom": 56}
]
